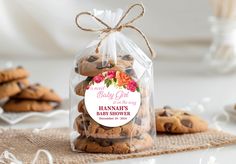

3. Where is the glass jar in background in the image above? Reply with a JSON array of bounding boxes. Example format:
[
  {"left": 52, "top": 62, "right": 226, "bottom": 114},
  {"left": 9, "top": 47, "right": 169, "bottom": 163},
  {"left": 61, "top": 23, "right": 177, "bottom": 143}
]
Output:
[{"left": 205, "top": 16, "right": 236, "bottom": 73}]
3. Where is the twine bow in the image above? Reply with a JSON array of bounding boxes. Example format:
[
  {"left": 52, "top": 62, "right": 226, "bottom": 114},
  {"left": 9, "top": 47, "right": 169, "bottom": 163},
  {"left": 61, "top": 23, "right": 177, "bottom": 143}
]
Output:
[{"left": 75, "top": 3, "right": 156, "bottom": 58}]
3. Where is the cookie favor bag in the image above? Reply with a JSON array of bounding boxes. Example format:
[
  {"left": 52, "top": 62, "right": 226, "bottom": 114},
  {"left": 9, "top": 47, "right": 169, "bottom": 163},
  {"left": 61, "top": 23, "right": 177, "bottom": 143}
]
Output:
[{"left": 70, "top": 4, "right": 156, "bottom": 154}]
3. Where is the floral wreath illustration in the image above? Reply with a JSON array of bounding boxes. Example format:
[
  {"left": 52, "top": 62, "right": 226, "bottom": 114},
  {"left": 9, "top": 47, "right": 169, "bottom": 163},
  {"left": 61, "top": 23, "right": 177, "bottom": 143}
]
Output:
[{"left": 86, "top": 70, "right": 140, "bottom": 92}]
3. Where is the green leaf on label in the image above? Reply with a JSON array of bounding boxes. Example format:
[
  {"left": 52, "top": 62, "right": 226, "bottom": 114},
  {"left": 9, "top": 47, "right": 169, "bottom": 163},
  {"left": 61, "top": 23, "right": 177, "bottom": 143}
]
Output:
[
  {"left": 113, "top": 78, "right": 117, "bottom": 83},
  {"left": 105, "top": 78, "right": 110, "bottom": 84},
  {"left": 105, "top": 79, "right": 112, "bottom": 88},
  {"left": 136, "top": 87, "right": 140, "bottom": 92}
]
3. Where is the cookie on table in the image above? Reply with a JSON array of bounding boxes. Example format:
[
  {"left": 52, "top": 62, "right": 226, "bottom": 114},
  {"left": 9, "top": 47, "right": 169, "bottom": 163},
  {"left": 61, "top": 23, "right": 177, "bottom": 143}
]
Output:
[
  {"left": 75, "top": 132, "right": 153, "bottom": 154},
  {"left": 156, "top": 106, "right": 208, "bottom": 133},
  {"left": 2, "top": 99, "right": 58, "bottom": 112},
  {"left": 0, "top": 66, "right": 29, "bottom": 84},
  {"left": 74, "top": 114, "right": 150, "bottom": 139},
  {"left": 0, "top": 78, "right": 29, "bottom": 99},
  {"left": 74, "top": 77, "right": 93, "bottom": 96},
  {"left": 12, "top": 83, "right": 62, "bottom": 102},
  {"left": 75, "top": 54, "right": 134, "bottom": 77}
]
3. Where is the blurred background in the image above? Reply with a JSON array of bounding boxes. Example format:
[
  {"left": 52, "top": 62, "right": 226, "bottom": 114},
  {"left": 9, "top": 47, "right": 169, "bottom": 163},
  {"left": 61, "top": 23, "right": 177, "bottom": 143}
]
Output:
[{"left": 0, "top": 0, "right": 211, "bottom": 60}]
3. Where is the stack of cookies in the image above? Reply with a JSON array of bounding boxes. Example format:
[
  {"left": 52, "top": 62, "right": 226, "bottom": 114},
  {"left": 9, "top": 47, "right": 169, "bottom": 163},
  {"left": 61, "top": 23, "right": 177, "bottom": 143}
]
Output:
[
  {"left": 73, "top": 54, "right": 154, "bottom": 154},
  {"left": 0, "top": 66, "right": 29, "bottom": 100},
  {"left": 0, "top": 66, "right": 62, "bottom": 112},
  {"left": 3, "top": 83, "right": 62, "bottom": 112}
]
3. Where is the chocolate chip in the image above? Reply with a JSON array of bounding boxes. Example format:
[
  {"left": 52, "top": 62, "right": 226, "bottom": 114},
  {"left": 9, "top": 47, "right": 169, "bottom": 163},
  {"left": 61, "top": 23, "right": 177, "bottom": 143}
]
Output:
[
  {"left": 87, "top": 55, "right": 99, "bottom": 62},
  {"left": 163, "top": 106, "right": 172, "bottom": 109},
  {"left": 16, "top": 82, "right": 25, "bottom": 90},
  {"left": 28, "top": 86, "right": 37, "bottom": 92},
  {"left": 96, "top": 61, "right": 114, "bottom": 69},
  {"left": 88, "top": 137, "right": 95, "bottom": 142},
  {"left": 74, "top": 66, "right": 79, "bottom": 73},
  {"left": 35, "top": 83, "right": 40, "bottom": 86},
  {"left": 79, "top": 120, "right": 90, "bottom": 130},
  {"left": 125, "top": 67, "right": 136, "bottom": 77},
  {"left": 164, "top": 123, "right": 173, "bottom": 132},
  {"left": 122, "top": 54, "right": 133, "bottom": 61},
  {"left": 17, "top": 66, "right": 23, "bottom": 69},
  {"left": 181, "top": 119, "right": 193, "bottom": 128},
  {"left": 99, "top": 140, "right": 113, "bottom": 147},
  {"left": 50, "top": 89, "right": 54, "bottom": 93},
  {"left": 96, "top": 61, "right": 107, "bottom": 69},
  {"left": 183, "top": 112, "right": 191, "bottom": 116},
  {"left": 79, "top": 122, "right": 85, "bottom": 130},
  {"left": 135, "top": 118, "right": 142, "bottom": 125},
  {"left": 78, "top": 115, "right": 83, "bottom": 119},
  {"left": 84, "top": 120, "right": 90, "bottom": 128},
  {"left": 159, "top": 110, "right": 173, "bottom": 117}
]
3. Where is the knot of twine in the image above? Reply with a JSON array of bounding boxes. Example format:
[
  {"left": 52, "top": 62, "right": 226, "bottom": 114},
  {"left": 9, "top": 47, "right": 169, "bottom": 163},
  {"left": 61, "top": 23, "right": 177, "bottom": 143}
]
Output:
[{"left": 75, "top": 3, "right": 156, "bottom": 58}]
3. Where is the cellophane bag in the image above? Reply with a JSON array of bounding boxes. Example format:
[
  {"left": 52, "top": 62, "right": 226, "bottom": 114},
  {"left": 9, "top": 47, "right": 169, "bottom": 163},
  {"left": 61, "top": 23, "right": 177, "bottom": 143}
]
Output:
[{"left": 70, "top": 5, "right": 156, "bottom": 154}]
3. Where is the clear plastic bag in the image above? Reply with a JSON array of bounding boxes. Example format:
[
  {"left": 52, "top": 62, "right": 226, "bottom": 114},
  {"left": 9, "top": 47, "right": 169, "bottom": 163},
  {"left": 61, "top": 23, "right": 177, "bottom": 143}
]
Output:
[{"left": 70, "top": 4, "right": 156, "bottom": 154}]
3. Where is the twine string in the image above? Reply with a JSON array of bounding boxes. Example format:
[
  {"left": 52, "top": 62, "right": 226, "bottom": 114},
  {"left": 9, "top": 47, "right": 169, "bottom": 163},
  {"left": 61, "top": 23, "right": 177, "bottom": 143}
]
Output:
[
  {"left": 114, "top": 3, "right": 145, "bottom": 29},
  {"left": 75, "top": 3, "right": 156, "bottom": 58}
]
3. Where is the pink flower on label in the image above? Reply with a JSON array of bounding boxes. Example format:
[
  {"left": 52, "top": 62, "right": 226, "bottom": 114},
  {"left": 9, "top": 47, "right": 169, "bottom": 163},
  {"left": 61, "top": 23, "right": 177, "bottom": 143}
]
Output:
[
  {"left": 86, "top": 85, "right": 90, "bottom": 90},
  {"left": 107, "top": 70, "right": 116, "bottom": 79},
  {"left": 127, "top": 80, "right": 137, "bottom": 92},
  {"left": 93, "top": 74, "right": 104, "bottom": 83}
]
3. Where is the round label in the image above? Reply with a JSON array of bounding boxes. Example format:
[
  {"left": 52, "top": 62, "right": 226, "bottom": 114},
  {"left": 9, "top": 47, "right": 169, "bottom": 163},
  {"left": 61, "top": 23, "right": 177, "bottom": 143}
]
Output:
[{"left": 84, "top": 70, "right": 141, "bottom": 127}]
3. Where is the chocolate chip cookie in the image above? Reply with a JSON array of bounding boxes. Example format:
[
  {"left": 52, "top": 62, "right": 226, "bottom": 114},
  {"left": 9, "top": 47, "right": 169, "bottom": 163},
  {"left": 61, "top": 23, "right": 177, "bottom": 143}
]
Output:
[
  {"left": 156, "top": 107, "right": 208, "bottom": 133},
  {"left": 74, "top": 77, "right": 93, "bottom": 96},
  {"left": 75, "top": 114, "right": 150, "bottom": 139},
  {"left": 75, "top": 132, "right": 153, "bottom": 153},
  {"left": 12, "top": 83, "right": 62, "bottom": 102},
  {"left": 0, "top": 66, "right": 29, "bottom": 84},
  {"left": 3, "top": 99, "right": 58, "bottom": 112},
  {"left": 75, "top": 54, "right": 134, "bottom": 77},
  {"left": 0, "top": 78, "right": 29, "bottom": 99}
]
